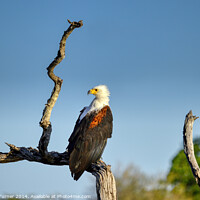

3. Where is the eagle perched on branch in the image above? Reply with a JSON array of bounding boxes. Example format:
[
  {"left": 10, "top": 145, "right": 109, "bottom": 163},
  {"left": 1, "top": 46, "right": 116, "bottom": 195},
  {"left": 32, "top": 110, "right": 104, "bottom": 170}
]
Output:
[{"left": 67, "top": 85, "right": 113, "bottom": 180}]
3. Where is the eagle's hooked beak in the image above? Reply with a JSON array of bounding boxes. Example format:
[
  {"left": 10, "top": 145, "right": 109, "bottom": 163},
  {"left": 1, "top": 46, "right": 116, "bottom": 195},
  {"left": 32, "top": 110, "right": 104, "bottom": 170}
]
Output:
[{"left": 87, "top": 88, "right": 98, "bottom": 95}]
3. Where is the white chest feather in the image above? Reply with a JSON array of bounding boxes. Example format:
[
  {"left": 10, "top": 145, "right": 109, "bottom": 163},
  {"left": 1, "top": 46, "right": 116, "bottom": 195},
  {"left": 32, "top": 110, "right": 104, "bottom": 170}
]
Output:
[{"left": 79, "top": 97, "right": 109, "bottom": 121}]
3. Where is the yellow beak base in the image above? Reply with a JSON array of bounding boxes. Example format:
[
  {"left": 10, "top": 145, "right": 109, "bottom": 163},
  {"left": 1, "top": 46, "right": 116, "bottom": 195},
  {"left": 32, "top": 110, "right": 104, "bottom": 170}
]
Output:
[{"left": 88, "top": 89, "right": 98, "bottom": 95}]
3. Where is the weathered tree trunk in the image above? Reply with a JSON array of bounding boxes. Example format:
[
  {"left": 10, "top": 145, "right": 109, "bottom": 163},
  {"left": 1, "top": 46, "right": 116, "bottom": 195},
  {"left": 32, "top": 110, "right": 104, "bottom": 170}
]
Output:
[
  {"left": 183, "top": 110, "right": 200, "bottom": 187},
  {"left": 0, "top": 19, "right": 117, "bottom": 200},
  {"left": 89, "top": 161, "right": 117, "bottom": 200}
]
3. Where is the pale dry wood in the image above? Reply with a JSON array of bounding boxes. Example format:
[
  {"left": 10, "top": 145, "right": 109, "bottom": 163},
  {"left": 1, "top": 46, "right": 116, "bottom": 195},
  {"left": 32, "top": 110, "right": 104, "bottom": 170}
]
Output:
[
  {"left": 38, "top": 20, "right": 83, "bottom": 158},
  {"left": 87, "top": 161, "right": 117, "bottom": 200},
  {"left": 0, "top": 18, "right": 81, "bottom": 169},
  {"left": 183, "top": 110, "right": 200, "bottom": 187},
  {"left": 0, "top": 19, "right": 117, "bottom": 200},
  {"left": 40, "top": 19, "right": 83, "bottom": 130}
]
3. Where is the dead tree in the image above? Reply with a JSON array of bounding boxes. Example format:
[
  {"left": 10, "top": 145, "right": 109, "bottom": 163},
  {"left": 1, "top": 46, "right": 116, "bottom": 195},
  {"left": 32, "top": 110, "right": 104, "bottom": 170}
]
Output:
[
  {"left": 183, "top": 110, "right": 200, "bottom": 187},
  {"left": 0, "top": 20, "right": 117, "bottom": 200}
]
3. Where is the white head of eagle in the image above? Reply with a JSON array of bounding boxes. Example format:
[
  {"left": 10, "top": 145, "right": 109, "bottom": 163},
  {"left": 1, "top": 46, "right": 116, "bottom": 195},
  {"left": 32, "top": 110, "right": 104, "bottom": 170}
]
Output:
[{"left": 67, "top": 85, "right": 113, "bottom": 181}]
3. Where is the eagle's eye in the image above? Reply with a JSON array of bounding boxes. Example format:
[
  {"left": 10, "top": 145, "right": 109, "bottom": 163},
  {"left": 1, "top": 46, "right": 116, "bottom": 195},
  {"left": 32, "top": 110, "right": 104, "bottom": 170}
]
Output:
[{"left": 95, "top": 89, "right": 98, "bottom": 92}]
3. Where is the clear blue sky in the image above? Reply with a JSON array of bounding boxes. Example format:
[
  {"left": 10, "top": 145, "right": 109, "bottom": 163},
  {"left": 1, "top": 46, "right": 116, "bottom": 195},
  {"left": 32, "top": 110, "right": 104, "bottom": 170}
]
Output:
[{"left": 1, "top": 0, "right": 200, "bottom": 197}]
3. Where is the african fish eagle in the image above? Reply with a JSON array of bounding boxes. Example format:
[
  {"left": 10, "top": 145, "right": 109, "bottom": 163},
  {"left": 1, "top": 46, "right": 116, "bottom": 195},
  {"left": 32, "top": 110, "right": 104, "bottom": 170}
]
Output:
[{"left": 66, "top": 85, "right": 113, "bottom": 180}]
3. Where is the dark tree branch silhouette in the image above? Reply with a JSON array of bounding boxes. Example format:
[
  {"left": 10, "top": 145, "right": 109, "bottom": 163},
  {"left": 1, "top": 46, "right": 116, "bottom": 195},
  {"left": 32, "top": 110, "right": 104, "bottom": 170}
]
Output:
[
  {"left": 183, "top": 110, "right": 200, "bottom": 187},
  {"left": 0, "top": 20, "right": 117, "bottom": 200}
]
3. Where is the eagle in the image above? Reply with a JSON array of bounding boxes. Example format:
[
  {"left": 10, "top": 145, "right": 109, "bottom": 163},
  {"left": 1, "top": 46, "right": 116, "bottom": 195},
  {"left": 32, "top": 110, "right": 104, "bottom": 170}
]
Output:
[{"left": 66, "top": 85, "right": 113, "bottom": 180}]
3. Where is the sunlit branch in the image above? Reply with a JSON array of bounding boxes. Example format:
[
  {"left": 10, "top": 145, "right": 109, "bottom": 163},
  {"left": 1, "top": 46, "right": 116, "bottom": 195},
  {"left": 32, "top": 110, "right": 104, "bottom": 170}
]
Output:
[{"left": 183, "top": 110, "right": 200, "bottom": 187}]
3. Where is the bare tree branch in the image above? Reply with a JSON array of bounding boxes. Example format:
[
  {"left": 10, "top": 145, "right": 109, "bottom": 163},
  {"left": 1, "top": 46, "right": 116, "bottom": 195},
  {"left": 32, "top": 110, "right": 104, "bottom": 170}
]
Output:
[
  {"left": 0, "top": 19, "right": 117, "bottom": 200},
  {"left": 38, "top": 19, "right": 83, "bottom": 158},
  {"left": 183, "top": 110, "right": 200, "bottom": 187},
  {"left": 0, "top": 143, "right": 117, "bottom": 199},
  {"left": 0, "top": 142, "right": 68, "bottom": 165},
  {"left": 40, "top": 19, "right": 83, "bottom": 129},
  {"left": 89, "top": 161, "right": 117, "bottom": 200},
  {"left": 0, "top": 18, "right": 81, "bottom": 169}
]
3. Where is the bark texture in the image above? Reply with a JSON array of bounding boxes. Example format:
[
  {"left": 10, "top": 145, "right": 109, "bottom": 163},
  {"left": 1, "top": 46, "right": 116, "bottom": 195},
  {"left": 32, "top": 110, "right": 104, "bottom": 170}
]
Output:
[
  {"left": 0, "top": 19, "right": 117, "bottom": 200},
  {"left": 183, "top": 110, "right": 200, "bottom": 187},
  {"left": 90, "top": 161, "right": 117, "bottom": 200}
]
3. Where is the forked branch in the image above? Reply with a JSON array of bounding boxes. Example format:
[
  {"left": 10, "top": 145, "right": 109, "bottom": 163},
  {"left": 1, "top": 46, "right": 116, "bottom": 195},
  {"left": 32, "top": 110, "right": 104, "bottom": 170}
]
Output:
[
  {"left": 0, "top": 19, "right": 117, "bottom": 200},
  {"left": 183, "top": 110, "right": 200, "bottom": 186},
  {"left": 0, "top": 19, "right": 82, "bottom": 165},
  {"left": 0, "top": 142, "right": 68, "bottom": 165},
  {"left": 39, "top": 20, "right": 83, "bottom": 157}
]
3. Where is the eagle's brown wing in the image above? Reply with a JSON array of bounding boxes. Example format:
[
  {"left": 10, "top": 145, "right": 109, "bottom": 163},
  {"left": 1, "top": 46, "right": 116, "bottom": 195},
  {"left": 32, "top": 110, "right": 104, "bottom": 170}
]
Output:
[{"left": 67, "top": 106, "right": 113, "bottom": 180}]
